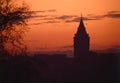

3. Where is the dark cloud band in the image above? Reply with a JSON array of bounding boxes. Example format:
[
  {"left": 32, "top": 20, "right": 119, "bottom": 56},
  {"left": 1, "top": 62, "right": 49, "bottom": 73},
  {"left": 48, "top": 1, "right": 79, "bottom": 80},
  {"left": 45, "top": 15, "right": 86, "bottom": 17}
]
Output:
[{"left": 30, "top": 10, "right": 120, "bottom": 25}]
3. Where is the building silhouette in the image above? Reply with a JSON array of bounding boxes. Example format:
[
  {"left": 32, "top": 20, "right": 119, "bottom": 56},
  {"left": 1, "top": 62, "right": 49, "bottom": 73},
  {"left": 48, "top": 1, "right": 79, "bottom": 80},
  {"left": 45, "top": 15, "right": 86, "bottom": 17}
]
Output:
[
  {"left": 0, "top": 15, "right": 118, "bottom": 83},
  {"left": 74, "top": 16, "right": 90, "bottom": 58},
  {"left": 27, "top": 16, "right": 118, "bottom": 82}
]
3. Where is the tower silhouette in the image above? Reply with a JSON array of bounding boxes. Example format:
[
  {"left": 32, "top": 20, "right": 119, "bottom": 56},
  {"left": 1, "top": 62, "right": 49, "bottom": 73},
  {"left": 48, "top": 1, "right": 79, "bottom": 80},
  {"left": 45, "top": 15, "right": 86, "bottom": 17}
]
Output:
[{"left": 74, "top": 16, "right": 90, "bottom": 58}]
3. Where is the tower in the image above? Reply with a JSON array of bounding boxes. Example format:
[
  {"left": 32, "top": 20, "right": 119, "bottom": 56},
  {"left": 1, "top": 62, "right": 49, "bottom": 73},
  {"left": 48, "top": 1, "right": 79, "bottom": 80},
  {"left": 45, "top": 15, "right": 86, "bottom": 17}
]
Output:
[{"left": 74, "top": 16, "right": 90, "bottom": 58}]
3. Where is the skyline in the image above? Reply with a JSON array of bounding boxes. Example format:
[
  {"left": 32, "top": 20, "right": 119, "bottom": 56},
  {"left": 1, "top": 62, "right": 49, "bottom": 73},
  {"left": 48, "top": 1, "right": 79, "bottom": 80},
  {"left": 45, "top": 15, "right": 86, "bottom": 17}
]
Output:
[
  {"left": 23, "top": 0, "right": 120, "bottom": 54},
  {"left": 0, "top": 1, "right": 119, "bottom": 82}
]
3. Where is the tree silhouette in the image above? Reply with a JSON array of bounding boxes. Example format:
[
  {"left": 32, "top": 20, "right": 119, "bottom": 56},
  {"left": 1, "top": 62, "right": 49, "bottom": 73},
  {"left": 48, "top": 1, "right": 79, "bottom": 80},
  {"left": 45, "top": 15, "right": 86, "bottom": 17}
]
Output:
[{"left": 0, "top": 0, "right": 32, "bottom": 56}]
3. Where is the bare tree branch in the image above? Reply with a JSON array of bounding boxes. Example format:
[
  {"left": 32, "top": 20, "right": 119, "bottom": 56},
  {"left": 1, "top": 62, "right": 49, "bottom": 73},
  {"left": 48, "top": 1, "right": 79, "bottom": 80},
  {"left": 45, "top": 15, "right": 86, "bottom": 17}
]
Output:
[{"left": 0, "top": 0, "right": 32, "bottom": 56}]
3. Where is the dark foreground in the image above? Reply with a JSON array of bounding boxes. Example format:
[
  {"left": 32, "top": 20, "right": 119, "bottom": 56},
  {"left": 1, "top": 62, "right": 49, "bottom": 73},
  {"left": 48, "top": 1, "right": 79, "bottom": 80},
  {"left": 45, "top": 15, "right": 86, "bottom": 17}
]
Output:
[{"left": 0, "top": 52, "right": 120, "bottom": 83}]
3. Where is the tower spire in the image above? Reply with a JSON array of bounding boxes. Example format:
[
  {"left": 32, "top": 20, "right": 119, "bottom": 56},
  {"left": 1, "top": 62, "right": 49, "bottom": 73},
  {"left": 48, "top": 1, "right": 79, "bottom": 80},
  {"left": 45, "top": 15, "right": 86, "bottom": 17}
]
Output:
[
  {"left": 77, "top": 14, "right": 87, "bottom": 35},
  {"left": 74, "top": 14, "right": 90, "bottom": 58}
]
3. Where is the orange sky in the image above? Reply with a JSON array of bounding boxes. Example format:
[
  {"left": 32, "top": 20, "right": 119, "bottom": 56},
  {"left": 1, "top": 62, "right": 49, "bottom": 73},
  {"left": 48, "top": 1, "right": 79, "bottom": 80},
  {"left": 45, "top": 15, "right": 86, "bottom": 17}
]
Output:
[{"left": 23, "top": 0, "right": 120, "bottom": 53}]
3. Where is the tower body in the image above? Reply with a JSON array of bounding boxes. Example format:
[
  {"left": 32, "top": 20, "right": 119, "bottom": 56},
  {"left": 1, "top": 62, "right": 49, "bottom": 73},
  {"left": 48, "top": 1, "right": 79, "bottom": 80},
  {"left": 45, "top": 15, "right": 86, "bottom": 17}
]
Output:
[{"left": 74, "top": 17, "right": 90, "bottom": 58}]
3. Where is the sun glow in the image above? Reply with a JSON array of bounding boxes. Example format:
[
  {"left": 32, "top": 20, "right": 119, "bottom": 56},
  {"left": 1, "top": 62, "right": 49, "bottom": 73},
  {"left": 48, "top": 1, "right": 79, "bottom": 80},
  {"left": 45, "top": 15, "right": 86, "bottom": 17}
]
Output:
[{"left": 24, "top": 0, "right": 120, "bottom": 53}]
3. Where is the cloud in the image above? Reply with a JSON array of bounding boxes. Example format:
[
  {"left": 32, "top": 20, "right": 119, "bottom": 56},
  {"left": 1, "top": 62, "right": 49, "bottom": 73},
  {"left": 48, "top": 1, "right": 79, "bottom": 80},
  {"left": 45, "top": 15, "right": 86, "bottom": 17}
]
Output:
[
  {"left": 54, "top": 15, "right": 100, "bottom": 23},
  {"left": 106, "top": 13, "right": 120, "bottom": 18},
  {"left": 111, "top": 45, "right": 120, "bottom": 50},
  {"left": 30, "top": 10, "right": 120, "bottom": 25},
  {"left": 29, "top": 11, "right": 46, "bottom": 14},
  {"left": 65, "top": 16, "right": 100, "bottom": 23},
  {"left": 47, "top": 9, "right": 57, "bottom": 12},
  {"left": 30, "top": 20, "right": 60, "bottom": 25},
  {"left": 56, "top": 15, "right": 77, "bottom": 20},
  {"left": 34, "top": 10, "right": 46, "bottom": 13},
  {"left": 43, "top": 20, "right": 60, "bottom": 24},
  {"left": 87, "top": 11, "right": 120, "bottom": 20},
  {"left": 57, "top": 14, "right": 114, "bottom": 23},
  {"left": 31, "top": 9, "right": 57, "bottom": 13},
  {"left": 30, "top": 15, "right": 48, "bottom": 19},
  {"left": 107, "top": 11, "right": 120, "bottom": 14},
  {"left": 31, "top": 15, "right": 101, "bottom": 25},
  {"left": 104, "top": 11, "right": 120, "bottom": 18},
  {"left": 30, "top": 23, "right": 43, "bottom": 25},
  {"left": 105, "top": 45, "right": 120, "bottom": 53},
  {"left": 96, "top": 45, "right": 120, "bottom": 53},
  {"left": 41, "top": 17, "right": 54, "bottom": 20}
]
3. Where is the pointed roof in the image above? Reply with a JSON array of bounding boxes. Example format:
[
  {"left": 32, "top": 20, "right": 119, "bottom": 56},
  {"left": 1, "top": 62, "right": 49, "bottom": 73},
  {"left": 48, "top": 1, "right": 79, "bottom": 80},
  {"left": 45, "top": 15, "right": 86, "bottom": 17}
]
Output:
[{"left": 76, "top": 16, "right": 87, "bottom": 35}]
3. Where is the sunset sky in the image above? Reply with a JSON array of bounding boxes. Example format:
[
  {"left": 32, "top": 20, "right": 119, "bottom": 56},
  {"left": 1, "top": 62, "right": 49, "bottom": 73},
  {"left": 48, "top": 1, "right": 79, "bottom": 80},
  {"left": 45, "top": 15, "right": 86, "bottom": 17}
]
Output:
[{"left": 23, "top": 0, "right": 120, "bottom": 54}]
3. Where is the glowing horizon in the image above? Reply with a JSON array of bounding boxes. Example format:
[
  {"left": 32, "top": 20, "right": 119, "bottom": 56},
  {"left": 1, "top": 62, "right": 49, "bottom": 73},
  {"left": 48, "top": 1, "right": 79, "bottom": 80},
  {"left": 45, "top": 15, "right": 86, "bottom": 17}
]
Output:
[{"left": 23, "top": 0, "right": 120, "bottom": 53}]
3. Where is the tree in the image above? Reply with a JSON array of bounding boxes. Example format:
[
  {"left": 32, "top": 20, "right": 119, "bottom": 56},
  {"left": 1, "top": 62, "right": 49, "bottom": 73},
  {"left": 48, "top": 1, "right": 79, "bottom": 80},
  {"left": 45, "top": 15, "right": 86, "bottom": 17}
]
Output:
[{"left": 0, "top": 0, "right": 32, "bottom": 56}]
